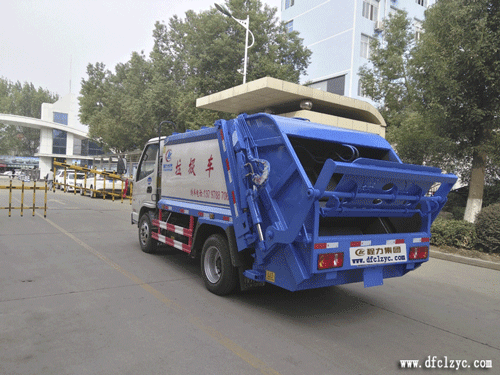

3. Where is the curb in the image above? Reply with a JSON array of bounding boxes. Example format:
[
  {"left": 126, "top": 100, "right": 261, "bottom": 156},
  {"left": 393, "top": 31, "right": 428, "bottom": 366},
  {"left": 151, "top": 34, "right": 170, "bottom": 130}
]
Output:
[{"left": 430, "top": 249, "right": 500, "bottom": 271}]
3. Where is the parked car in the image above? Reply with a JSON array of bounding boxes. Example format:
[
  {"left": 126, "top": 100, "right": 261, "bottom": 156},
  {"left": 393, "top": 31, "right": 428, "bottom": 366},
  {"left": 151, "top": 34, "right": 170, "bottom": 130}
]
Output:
[
  {"left": 54, "top": 170, "right": 66, "bottom": 189},
  {"left": 79, "top": 172, "right": 124, "bottom": 198},
  {"left": 0, "top": 171, "right": 13, "bottom": 178},
  {"left": 63, "top": 172, "right": 86, "bottom": 192}
]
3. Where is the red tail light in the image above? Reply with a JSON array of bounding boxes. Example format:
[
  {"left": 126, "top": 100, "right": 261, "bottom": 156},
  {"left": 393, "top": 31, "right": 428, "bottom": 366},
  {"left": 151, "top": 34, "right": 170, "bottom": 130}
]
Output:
[
  {"left": 409, "top": 246, "right": 428, "bottom": 260},
  {"left": 318, "top": 252, "right": 344, "bottom": 270}
]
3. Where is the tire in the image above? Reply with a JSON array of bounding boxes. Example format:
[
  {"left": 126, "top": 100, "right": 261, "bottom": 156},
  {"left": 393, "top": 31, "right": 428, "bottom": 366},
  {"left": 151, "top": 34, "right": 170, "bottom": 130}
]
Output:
[
  {"left": 201, "top": 234, "right": 238, "bottom": 295},
  {"left": 139, "top": 212, "right": 156, "bottom": 254}
]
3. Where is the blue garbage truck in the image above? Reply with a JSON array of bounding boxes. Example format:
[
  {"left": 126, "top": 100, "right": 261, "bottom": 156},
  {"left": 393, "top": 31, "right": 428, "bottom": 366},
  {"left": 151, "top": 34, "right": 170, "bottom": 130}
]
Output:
[{"left": 131, "top": 111, "right": 457, "bottom": 295}]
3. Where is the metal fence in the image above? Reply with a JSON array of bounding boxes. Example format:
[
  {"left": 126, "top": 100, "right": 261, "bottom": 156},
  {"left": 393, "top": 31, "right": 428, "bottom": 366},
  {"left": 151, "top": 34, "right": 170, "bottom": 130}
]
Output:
[
  {"left": 1, "top": 159, "right": 134, "bottom": 217},
  {"left": 0, "top": 179, "right": 48, "bottom": 217},
  {"left": 52, "top": 160, "right": 133, "bottom": 203}
]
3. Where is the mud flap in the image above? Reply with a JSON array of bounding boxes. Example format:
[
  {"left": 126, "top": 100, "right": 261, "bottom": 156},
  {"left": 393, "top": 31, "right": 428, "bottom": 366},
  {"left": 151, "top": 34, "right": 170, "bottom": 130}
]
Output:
[{"left": 363, "top": 267, "right": 384, "bottom": 287}]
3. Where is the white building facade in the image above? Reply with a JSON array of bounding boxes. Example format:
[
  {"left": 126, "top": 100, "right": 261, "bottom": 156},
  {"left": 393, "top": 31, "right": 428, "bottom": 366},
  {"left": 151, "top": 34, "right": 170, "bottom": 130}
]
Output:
[
  {"left": 0, "top": 93, "right": 101, "bottom": 178},
  {"left": 281, "top": 0, "right": 434, "bottom": 100},
  {"left": 38, "top": 93, "right": 101, "bottom": 177}
]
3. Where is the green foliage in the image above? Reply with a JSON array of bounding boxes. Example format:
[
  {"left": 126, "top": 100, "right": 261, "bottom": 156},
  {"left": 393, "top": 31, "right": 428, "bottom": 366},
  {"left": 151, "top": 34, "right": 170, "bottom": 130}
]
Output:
[
  {"left": 414, "top": 0, "right": 500, "bottom": 222},
  {"left": 360, "top": 0, "right": 500, "bottom": 222},
  {"left": 475, "top": 203, "right": 500, "bottom": 253},
  {"left": 415, "top": 0, "right": 500, "bottom": 150},
  {"left": 358, "top": 10, "right": 417, "bottom": 129},
  {"left": 483, "top": 182, "right": 500, "bottom": 207},
  {"left": 0, "top": 78, "right": 58, "bottom": 155},
  {"left": 431, "top": 218, "right": 476, "bottom": 250},
  {"left": 357, "top": 11, "right": 453, "bottom": 169},
  {"left": 79, "top": 0, "right": 311, "bottom": 152},
  {"left": 387, "top": 110, "right": 457, "bottom": 169},
  {"left": 442, "top": 182, "right": 500, "bottom": 219}
]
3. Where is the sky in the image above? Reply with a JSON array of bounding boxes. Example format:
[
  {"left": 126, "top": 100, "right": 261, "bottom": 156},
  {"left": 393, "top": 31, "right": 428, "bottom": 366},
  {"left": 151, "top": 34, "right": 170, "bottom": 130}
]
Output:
[{"left": 1, "top": 0, "right": 282, "bottom": 98}]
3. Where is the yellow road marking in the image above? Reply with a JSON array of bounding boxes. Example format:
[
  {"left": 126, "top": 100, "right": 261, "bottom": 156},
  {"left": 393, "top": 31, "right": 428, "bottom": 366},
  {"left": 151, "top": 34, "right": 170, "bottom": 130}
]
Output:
[{"left": 39, "top": 213, "right": 281, "bottom": 375}]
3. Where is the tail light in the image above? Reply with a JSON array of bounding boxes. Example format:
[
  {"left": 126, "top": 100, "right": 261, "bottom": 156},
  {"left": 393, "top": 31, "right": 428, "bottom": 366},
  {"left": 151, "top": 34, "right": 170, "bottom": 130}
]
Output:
[
  {"left": 318, "top": 252, "right": 344, "bottom": 270},
  {"left": 409, "top": 246, "right": 428, "bottom": 260}
]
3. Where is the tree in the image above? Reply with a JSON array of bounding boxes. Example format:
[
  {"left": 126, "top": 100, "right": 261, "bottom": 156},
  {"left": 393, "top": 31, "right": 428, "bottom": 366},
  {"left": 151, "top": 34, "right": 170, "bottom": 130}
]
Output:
[
  {"left": 153, "top": 0, "right": 310, "bottom": 95},
  {"left": 359, "top": 2, "right": 500, "bottom": 223},
  {"left": 358, "top": 10, "right": 452, "bottom": 167},
  {"left": 79, "top": 0, "right": 311, "bottom": 151},
  {"left": 413, "top": 0, "right": 500, "bottom": 222},
  {"left": 358, "top": 11, "right": 416, "bottom": 129},
  {"left": 0, "top": 78, "right": 58, "bottom": 155}
]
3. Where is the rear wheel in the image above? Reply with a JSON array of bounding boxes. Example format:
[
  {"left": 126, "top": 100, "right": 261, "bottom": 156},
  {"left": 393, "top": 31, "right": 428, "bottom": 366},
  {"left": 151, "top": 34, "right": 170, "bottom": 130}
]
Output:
[
  {"left": 139, "top": 212, "right": 156, "bottom": 254},
  {"left": 201, "top": 234, "right": 238, "bottom": 295}
]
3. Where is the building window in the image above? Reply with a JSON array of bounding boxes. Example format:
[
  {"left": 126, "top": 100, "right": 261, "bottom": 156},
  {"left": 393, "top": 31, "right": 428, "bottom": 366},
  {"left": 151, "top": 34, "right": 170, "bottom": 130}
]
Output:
[
  {"left": 81, "top": 139, "right": 103, "bottom": 156},
  {"left": 362, "top": 0, "right": 379, "bottom": 21},
  {"left": 327, "top": 75, "right": 345, "bottom": 95},
  {"left": 285, "top": 20, "right": 293, "bottom": 32},
  {"left": 360, "top": 34, "right": 373, "bottom": 59},
  {"left": 416, "top": 0, "right": 427, "bottom": 6},
  {"left": 53, "top": 112, "right": 68, "bottom": 125},
  {"left": 52, "top": 129, "right": 67, "bottom": 155},
  {"left": 308, "top": 76, "right": 346, "bottom": 95},
  {"left": 285, "top": 0, "right": 295, "bottom": 10}
]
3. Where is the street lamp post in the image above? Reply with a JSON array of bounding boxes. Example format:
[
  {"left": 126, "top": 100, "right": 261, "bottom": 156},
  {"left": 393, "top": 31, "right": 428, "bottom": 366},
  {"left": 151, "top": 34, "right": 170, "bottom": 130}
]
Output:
[{"left": 215, "top": 3, "right": 255, "bottom": 84}]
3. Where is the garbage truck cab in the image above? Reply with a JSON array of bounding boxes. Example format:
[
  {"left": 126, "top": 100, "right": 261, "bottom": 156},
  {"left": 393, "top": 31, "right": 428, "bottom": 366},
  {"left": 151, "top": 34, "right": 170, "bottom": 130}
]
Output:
[{"left": 131, "top": 77, "right": 457, "bottom": 295}]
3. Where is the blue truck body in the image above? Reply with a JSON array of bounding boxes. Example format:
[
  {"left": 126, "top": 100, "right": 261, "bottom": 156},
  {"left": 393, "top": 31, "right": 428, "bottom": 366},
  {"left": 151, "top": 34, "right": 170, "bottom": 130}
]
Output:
[{"left": 138, "top": 112, "right": 456, "bottom": 294}]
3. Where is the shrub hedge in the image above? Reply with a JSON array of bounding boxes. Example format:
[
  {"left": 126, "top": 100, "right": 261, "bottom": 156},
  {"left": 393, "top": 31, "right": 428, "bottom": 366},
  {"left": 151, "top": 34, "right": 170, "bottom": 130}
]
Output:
[
  {"left": 475, "top": 203, "right": 500, "bottom": 253},
  {"left": 430, "top": 218, "right": 476, "bottom": 250}
]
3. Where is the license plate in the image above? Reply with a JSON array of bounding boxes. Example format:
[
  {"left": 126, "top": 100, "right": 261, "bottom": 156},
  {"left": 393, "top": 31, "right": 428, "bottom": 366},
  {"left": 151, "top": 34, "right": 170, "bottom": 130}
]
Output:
[{"left": 349, "top": 244, "right": 407, "bottom": 266}]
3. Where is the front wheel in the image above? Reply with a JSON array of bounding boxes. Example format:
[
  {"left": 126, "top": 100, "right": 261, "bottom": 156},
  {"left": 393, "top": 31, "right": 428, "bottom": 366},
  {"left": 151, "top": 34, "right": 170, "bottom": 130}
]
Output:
[
  {"left": 201, "top": 234, "right": 238, "bottom": 295},
  {"left": 139, "top": 212, "right": 156, "bottom": 254}
]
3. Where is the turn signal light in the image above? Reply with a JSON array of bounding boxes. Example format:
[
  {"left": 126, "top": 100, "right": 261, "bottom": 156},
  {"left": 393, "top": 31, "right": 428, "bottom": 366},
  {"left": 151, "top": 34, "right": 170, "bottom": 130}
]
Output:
[
  {"left": 318, "top": 252, "right": 344, "bottom": 270},
  {"left": 409, "top": 246, "right": 429, "bottom": 260}
]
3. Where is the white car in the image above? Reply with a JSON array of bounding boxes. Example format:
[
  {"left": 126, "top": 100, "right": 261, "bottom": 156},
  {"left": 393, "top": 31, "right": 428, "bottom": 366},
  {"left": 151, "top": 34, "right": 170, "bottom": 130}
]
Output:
[
  {"left": 63, "top": 172, "right": 86, "bottom": 192},
  {"left": 0, "top": 171, "right": 13, "bottom": 178},
  {"left": 79, "top": 172, "right": 124, "bottom": 198},
  {"left": 54, "top": 170, "right": 66, "bottom": 189}
]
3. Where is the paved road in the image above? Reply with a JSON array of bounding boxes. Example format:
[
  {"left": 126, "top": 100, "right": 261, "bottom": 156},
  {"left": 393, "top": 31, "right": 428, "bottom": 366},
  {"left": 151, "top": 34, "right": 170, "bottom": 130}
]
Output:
[{"left": 1, "top": 188, "right": 498, "bottom": 375}]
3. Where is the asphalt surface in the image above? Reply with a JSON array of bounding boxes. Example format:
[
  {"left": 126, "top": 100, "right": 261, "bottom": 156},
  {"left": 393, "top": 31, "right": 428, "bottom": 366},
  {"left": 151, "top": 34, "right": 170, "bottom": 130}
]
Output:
[{"left": 1, "top": 186, "right": 499, "bottom": 375}]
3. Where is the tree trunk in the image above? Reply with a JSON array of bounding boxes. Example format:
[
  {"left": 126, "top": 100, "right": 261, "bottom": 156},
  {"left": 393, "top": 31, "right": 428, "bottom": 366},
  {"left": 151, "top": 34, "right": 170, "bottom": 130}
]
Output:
[{"left": 463, "top": 150, "right": 487, "bottom": 223}]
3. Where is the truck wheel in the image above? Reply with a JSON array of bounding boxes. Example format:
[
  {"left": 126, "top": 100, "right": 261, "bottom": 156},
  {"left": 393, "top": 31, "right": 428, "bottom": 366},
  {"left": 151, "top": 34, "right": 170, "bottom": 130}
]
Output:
[
  {"left": 139, "top": 212, "right": 156, "bottom": 254},
  {"left": 201, "top": 234, "right": 238, "bottom": 295}
]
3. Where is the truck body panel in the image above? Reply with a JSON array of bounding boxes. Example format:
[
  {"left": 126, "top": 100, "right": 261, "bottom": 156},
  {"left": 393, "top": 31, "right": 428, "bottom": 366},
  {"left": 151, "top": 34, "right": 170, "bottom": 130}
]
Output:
[{"left": 161, "top": 130, "right": 229, "bottom": 209}]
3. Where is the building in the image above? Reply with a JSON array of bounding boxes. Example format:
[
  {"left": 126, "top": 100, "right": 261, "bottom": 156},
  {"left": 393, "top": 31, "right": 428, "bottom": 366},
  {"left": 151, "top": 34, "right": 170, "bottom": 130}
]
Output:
[
  {"left": 196, "top": 76, "right": 387, "bottom": 137},
  {"left": 281, "top": 0, "right": 433, "bottom": 100},
  {"left": 0, "top": 93, "right": 102, "bottom": 178}
]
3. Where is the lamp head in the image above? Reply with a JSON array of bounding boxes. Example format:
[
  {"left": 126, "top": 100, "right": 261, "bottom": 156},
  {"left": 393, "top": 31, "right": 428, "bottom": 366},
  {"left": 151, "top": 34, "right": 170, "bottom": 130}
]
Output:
[
  {"left": 300, "top": 100, "right": 313, "bottom": 110},
  {"left": 215, "top": 3, "right": 232, "bottom": 17}
]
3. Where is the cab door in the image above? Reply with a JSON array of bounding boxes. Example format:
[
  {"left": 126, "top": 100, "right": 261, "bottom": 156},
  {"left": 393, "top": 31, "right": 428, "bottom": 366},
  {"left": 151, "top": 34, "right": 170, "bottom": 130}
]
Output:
[{"left": 131, "top": 142, "right": 159, "bottom": 224}]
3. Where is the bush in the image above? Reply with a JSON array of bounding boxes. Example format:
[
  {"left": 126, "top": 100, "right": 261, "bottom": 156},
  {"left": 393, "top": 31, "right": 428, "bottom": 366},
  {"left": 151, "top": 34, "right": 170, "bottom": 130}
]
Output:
[
  {"left": 431, "top": 218, "right": 476, "bottom": 249},
  {"left": 483, "top": 182, "right": 500, "bottom": 207},
  {"left": 450, "top": 206, "right": 465, "bottom": 221},
  {"left": 475, "top": 203, "right": 500, "bottom": 253}
]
